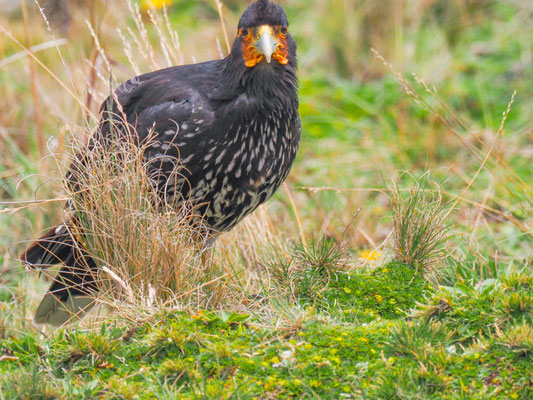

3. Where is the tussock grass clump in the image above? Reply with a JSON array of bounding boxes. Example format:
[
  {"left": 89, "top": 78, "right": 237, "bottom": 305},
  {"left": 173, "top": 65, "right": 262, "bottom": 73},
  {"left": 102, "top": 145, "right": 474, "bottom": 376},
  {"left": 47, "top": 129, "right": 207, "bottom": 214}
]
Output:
[
  {"left": 387, "top": 173, "right": 453, "bottom": 271},
  {"left": 496, "top": 321, "right": 533, "bottom": 356},
  {"left": 291, "top": 237, "right": 347, "bottom": 301},
  {"left": 65, "top": 323, "right": 123, "bottom": 357},
  {"left": 258, "top": 237, "right": 347, "bottom": 304},
  {"left": 387, "top": 320, "right": 454, "bottom": 360},
  {"left": 0, "top": 367, "right": 64, "bottom": 400},
  {"left": 62, "top": 123, "right": 227, "bottom": 317}
]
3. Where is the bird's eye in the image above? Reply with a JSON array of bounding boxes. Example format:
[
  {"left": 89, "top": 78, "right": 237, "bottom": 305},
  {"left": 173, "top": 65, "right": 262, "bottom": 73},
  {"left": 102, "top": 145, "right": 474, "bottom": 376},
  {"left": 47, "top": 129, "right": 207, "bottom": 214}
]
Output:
[
  {"left": 281, "top": 26, "right": 288, "bottom": 34},
  {"left": 241, "top": 28, "right": 249, "bottom": 37}
]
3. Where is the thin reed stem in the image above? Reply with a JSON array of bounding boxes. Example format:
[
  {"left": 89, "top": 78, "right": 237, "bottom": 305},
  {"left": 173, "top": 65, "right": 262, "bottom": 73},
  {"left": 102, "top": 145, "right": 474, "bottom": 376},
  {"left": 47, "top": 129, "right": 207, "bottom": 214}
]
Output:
[{"left": 20, "top": 0, "right": 45, "bottom": 159}]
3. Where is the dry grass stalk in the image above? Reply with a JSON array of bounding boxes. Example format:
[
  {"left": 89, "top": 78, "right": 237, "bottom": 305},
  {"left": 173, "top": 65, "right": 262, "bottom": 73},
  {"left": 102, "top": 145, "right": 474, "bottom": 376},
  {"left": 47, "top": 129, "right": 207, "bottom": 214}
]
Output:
[
  {"left": 33, "top": 1, "right": 83, "bottom": 110},
  {"left": 283, "top": 183, "right": 308, "bottom": 250},
  {"left": 126, "top": 0, "right": 158, "bottom": 70},
  {"left": 213, "top": 0, "right": 230, "bottom": 54},
  {"left": 146, "top": 8, "right": 173, "bottom": 68},
  {"left": 162, "top": 3, "right": 183, "bottom": 65},
  {"left": 85, "top": 20, "right": 112, "bottom": 74},
  {"left": 442, "top": 91, "right": 517, "bottom": 222},
  {"left": 116, "top": 28, "right": 141, "bottom": 75},
  {"left": 20, "top": 0, "right": 45, "bottom": 159}
]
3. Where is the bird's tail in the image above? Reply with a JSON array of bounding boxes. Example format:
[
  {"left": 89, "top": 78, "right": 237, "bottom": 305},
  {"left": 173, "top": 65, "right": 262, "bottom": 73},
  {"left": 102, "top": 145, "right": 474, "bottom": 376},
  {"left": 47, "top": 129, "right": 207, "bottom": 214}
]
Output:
[
  {"left": 21, "top": 224, "right": 75, "bottom": 268},
  {"left": 21, "top": 223, "right": 98, "bottom": 326}
]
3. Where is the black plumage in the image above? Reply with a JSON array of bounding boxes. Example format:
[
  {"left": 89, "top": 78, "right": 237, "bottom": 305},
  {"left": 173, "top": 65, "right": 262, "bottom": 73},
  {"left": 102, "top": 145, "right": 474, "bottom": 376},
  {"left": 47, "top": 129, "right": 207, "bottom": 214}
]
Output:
[{"left": 21, "top": 0, "right": 300, "bottom": 325}]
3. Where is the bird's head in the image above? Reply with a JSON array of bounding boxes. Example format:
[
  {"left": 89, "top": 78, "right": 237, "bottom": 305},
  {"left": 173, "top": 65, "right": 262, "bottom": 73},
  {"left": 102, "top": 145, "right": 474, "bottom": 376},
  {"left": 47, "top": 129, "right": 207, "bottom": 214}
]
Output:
[{"left": 234, "top": 0, "right": 294, "bottom": 68}]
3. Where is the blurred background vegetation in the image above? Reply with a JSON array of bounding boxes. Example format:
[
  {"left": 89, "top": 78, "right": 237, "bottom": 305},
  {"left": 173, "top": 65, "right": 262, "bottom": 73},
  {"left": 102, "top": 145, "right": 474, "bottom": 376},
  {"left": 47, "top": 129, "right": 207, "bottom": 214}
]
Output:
[{"left": 0, "top": 0, "right": 532, "bottom": 303}]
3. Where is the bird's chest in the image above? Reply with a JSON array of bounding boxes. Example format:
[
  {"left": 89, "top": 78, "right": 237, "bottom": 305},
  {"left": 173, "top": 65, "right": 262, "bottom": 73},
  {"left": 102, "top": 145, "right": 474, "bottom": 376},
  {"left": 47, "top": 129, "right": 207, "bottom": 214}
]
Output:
[
  {"left": 233, "top": 120, "right": 294, "bottom": 189},
  {"left": 196, "top": 116, "right": 298, "bottom": 230}
]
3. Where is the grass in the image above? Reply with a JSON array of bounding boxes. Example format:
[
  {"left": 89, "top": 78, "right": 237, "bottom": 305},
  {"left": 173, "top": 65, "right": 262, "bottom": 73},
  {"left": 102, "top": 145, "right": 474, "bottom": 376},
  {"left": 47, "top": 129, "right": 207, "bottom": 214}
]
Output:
[
  {"left": 64, "top": 127, "right": 219, "bottom": 311},
  {"left": 0, "top": 0, "right": 532, "bottom": 398},
  {"left": 387, "top": 173, "right": 452, "bottom": 270},
  {"left": 0, "top": 259, "right": 531, "bottom": 398}
]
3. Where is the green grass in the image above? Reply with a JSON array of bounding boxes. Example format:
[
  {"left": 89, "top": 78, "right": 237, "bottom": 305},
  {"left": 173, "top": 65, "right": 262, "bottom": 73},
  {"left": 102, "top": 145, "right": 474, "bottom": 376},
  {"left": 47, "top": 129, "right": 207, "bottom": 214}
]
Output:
[{"left": 1, "top": 259, "right": 531, "bottom": 399}]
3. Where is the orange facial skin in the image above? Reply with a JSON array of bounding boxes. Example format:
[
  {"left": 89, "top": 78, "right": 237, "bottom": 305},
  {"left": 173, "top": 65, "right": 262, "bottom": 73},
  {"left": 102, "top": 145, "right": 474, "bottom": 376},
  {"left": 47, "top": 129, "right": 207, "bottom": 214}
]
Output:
[{"left": 239, "top": 25, "right": 289, "bottom": 67}]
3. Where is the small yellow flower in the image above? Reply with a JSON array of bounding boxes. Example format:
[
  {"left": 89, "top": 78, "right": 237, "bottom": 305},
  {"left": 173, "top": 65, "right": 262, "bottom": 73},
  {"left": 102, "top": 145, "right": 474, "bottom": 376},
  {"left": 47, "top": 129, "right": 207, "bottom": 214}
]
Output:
[
  {"left": 331, "top": 356, "right": 341, "bottom": 364},
  {"left": 343, "top": 287, "right": 352, "bottom": 294},
  {"left": 375, "top": 294, "right": 383, "bottom": 303},
  {"left": 358, "top": 249, "right": 381, "bottom": 261},
  {"left": 309, "top": 379, "right": 322, "bottom": 388},
  {"left": 141, "top": 0, "right": 173, "bottom": 11}
]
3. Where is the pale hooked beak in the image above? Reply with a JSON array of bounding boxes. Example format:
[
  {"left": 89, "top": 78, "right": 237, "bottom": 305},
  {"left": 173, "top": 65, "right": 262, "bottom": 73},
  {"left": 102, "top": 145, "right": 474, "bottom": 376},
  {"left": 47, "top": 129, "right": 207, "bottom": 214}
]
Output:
[{"left": 255, "top": 31, "right": 278, "bottom": 63}]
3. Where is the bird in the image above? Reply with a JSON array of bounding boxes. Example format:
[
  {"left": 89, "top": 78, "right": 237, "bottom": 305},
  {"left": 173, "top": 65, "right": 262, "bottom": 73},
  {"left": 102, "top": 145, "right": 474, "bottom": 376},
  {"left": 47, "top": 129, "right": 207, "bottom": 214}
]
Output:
[{"left": 20, "top": 0, "right": 300, "bottom": 326}]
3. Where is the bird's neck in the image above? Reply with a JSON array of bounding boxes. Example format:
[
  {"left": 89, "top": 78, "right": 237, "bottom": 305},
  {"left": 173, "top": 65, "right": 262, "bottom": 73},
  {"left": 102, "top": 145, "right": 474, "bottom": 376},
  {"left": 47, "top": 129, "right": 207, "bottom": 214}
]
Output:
[{"left": 216, "top": 54, "right": 298, "bottom": 110}]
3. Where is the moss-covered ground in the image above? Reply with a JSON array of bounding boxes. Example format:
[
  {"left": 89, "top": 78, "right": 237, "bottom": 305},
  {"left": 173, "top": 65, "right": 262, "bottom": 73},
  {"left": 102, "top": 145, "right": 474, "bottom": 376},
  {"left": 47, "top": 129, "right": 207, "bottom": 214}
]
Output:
[{"left": 1, "top": 260, "right": 531, "bottom": 399}]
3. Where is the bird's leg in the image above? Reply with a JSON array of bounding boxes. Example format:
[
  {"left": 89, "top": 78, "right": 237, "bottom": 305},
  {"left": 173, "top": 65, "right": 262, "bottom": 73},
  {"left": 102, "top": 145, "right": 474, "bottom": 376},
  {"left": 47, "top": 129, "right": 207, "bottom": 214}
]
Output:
[
  {"left": 201, "top": 249, "right": 212, "bottom": 266},
  {"left": 200, "top": 235, "right": 218, "bottom": 266}
]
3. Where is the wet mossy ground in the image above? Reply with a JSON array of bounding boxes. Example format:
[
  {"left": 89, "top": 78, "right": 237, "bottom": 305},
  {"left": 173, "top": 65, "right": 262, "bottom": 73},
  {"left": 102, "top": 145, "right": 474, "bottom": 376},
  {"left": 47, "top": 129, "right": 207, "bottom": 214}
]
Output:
[{"left": 1, "top": 261, "right": 531, "bottom": 399}]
